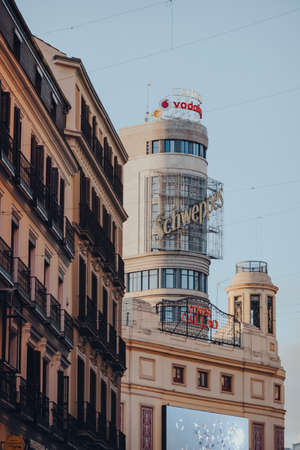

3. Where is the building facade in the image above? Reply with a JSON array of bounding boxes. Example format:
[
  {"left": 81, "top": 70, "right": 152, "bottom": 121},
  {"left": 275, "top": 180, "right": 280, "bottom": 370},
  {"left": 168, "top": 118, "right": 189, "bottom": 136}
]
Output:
[
  {"left": 35, "top": 37, "right": 128, "bottom": 450},
  {"left": 0, "top": 1, "right": 127, "bottom": 449},
  {"left": 120, "top": 96, "right": 285, "bottom": 450},
  {"left": 0, "top": 0, "right": 77, "bottom": 448}
]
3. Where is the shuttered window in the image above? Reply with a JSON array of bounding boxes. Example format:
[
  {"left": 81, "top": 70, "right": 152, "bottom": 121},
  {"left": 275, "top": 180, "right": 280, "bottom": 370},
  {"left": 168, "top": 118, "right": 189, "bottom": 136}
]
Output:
[
  {"left": 0, "top": 90, "right": 11, "bottom": 129},
  {"left": 101, "top": 379, "right": 107, "bottom": 421},
  {"left": 13, "top": 107, "right": 21, "bottom": 153},
  {"left": 90, "top": 369, "right": 96, "bottom": 407},
  {"left": 77, "top": 357, "right": 85, "bottom": 421},
  {"left": 79, "top": 257, "right": 86, "bottom": 318}
]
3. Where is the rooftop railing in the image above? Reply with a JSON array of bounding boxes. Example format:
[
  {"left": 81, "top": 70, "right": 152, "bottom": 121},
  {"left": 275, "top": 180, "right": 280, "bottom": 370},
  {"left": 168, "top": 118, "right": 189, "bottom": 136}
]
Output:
[{"left": 235, "top": 260, "right": 268, "bottom": 274}]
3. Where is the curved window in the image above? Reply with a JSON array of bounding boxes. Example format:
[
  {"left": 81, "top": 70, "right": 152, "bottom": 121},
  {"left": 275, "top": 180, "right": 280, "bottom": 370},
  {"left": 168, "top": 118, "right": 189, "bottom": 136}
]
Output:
[
  {"left": 150, "top": 139, "right": 207, "bottom": 158},
  {"left": 126, "top": 268, "right": 207, "bottom": 293},
  {"left": 127, "top": 269, "right": 158, "bottom": 292}
]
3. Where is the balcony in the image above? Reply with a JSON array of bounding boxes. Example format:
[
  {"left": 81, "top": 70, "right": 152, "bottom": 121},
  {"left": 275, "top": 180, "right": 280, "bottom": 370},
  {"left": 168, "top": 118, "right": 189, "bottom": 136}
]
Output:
[
  {"left": 78, "top": 295, "right": 97, "bottom": 336},
  {"left": 98, "top": 311, "right": 107, "bottom": 345},
  {"left": 118, "top": 337, "right": 126, "bottom": 370},
  {"left": 48, "top": 294, "right": 61, "bottom": 332},
  {"left": 0, "top": 361, "right": 16, "bottom": 408},
  {"left": 49, "top": 199, "right": 64, "bottom": 240},
  {"left": 0, "top": 236, "right": 13, "bottom": 284},
  {"left": 31, "top": 177, "right": 49, "bottom": 222},
  {"left": 78, "top": 401, "right": 97, "bottom": 433},
  {"left": 61, "top": 309, "right": 73, "bottom": 347},
  {"left": 0, "top": 122, "right": 15, "bottom": 176},
  {"left": 12, "top": 257, "right": 30, "bottom": 300},
  {"left": 236, "top": 260, "right": 268, "bottom": 274},
  {"left": 103, "top": 157, "right": 114, "bottom": 185},
  {"left": 79, "top": 203, "right": 116, "bottom": 272},
  {"left": 119, "top": 431, "right": 126, "bottom": 450},
  {"left": 64, "top": 216, "right": 75, "bottom": 258},
  {"left": 31, "top": 277, "right": 47, "bottom": 317},
  {"left": 113, "top": 175, "right": 123, "bottom": 204},
  {"left": 108, "top": 324, "right": 117, "bottom": 356},
  {"left": 114, "top": 253, "right": 125, "bottom": 287},
  {"left": 16, "top": 151, "right": 33, "bottom": 200},
  {"left": 108, "top": 421, "right": 117, "bottom": 447},
  {"left": 51, "top": 402, "right": 65, "bottom": 438},
  {"left": 96, "top": 411, "right": 107, "bottom": 442},
  {"left": 93, "top": 137, "right": 103, "bottom": 166}
]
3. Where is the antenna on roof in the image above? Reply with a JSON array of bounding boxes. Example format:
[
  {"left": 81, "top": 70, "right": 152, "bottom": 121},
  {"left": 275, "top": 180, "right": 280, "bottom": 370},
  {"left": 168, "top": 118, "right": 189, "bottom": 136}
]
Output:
[{"left": 145, "top": 82, "right": 151, "bottom": 122}]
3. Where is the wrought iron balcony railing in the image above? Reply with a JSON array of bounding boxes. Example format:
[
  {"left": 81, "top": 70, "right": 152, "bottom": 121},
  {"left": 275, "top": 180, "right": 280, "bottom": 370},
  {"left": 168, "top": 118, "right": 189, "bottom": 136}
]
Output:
[
  {"left": 64, "top": 216, "right": 75, "bottom": 257},
  {"left": 12, "top": 257, "right": 30, "bottom": 298},
  {"left": 47, "top": 294, "right": 61, "bottom": 332},
  {"left": 113, "top": 175, "right": 123, "bottom": 204},
  {"left": 0, "top": 236, "right": 12, "bottom": 281},
  {"left": 114, "top": 253, "right": 125, "bottom": 286},
  {"left": 77, "top": 401, "right": 97, "bottom": 434},
  {"left": 109, "top": 324, "right": 117, "bottom": 355},
  {"left": 0, "top": 361, "right": 16, "bottom": 407},
  {"left": 97, "top": 411, "right": 107, "bottom": 441},
  {"left": 118, "top": 337, "right": 126, "bottom": 370},
  {"left": 78, "top": 295, "right": 97, "bottom": 335},
  {"left": 98, "top": 310, "right": 107, "bottom": 344},
  {"left": 30, "top": 277, "right": 47, "bottom": 317},
  {"left": 0, "top": 122, "right": 14, "bottom": 175},
  {"left": 119, "top": 430, "right": 126, "bottom": 450},
  {"left": 62, "top": 309, "right": 73, "bottom": 346}
]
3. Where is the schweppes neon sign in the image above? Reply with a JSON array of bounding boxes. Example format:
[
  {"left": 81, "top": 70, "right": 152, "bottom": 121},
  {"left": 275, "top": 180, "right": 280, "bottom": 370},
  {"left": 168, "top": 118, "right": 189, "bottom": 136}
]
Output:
[{"left": 154, "top": 187, "right": 224, "bottom": 239}]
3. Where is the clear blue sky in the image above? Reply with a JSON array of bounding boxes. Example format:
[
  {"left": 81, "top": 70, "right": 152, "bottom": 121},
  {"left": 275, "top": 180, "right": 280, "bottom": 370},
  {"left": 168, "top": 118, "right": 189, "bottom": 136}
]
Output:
[{"left": 15, "top": 0, "right": 300, "bottom": 445}]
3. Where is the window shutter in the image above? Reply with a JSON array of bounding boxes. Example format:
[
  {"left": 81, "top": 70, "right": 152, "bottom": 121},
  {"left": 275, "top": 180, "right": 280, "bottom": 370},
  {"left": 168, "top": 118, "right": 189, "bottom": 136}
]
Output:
[
  {"left": 33, "top": 350, "right": 41, "bottom": 392},
  {"left": 36, "top": 145, "right": 44, "bottom": 183},
  {"left": 1, "top": 91, "right": 11, "bottom": 129},
  {"left": 79, "top": 257, "right": 86, "bottom": 317},
  {"left": 101, "top": 379, "right": 107, "bottom": 420},
  {"left": 107, "top": 214, "right": 111, "bottom": 241},
  {"left": 90, "top": 369, "right": 96, "bottom": 406},
  {"left": 57, "top": 370, "right": 64, "bottom": 405},
  {"left": 50, "top": 167, "right": 59, "bottom": 203},
  {"left": 111, "top": 390, "right": 116, "bottom": 427},
  {"left": 96, "top": 195, "right": 100, "bottom": 222},
  {"left": 13, "top": 107, "right": 22, "bottom": 153},
  {"left": 46, "top": 156, "right": 52, "bottom": 207},
  {"left": 77, "top": 357, "right": 85, "bottom": 421},
  {"left": 63, "top": 375, "right": 69, "bottom": 410},
  {"left": 91, "top": 187, "right": 96, "bottom": 214},
  {"left": 31, "top": 136, "right": 37, "bottom": 168},
  {"left": 60, "top": 178, "right": 65, "bottom": 213}
]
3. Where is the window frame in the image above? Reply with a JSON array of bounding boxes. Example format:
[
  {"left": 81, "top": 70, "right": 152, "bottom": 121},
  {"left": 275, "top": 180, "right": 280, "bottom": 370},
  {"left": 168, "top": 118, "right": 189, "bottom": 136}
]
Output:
[
  {"left": 172, "top": 364, "right": 185, "bottom": 385},
  {"left": 197, "top": 369, "right": 209, "bottom": 389},
  {"left": 221, "top": 373, "right": 233, "bottom": 394}
]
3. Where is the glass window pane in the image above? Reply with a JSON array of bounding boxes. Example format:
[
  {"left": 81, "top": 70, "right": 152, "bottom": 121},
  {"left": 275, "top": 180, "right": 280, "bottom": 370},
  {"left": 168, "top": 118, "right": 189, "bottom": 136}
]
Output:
[
  {"left": 149, "top": 269, "right": 158, "bottom": 289},
  {"left": 166, "top": 268, "right": 175, "bottom": 288},
  {"left": 188, "top": 270, "right": 194, "bottom": 289},
  {"left": 174, "top": 140, "right": 181, "bottom": 153},
  {"left": 164, "top": 140, "right": 170, "bottom": 152},
  {"left": 181, "top": 269, "right": 188, "bottom": 289},
  {"left": 152, "top": 141, "right": 159, "bottom": 153},
  {"left": 142, "top": 271, "right": 149, "bottom": 290}
]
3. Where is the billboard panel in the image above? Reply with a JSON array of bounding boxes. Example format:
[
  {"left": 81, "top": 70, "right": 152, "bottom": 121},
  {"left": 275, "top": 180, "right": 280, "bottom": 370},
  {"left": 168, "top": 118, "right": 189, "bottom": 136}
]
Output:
[{"left": 162, "top": 405, "right": 248, "bottom": 450}]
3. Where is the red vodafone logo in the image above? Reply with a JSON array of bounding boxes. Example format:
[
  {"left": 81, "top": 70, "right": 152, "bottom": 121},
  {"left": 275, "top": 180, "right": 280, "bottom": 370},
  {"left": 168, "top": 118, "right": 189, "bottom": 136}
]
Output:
[
  {"left": 161, "top": 99, "right": 169, "bottom": 109},
  {"left": 159, "top": 98, "right": 202, "bottom": 118}
]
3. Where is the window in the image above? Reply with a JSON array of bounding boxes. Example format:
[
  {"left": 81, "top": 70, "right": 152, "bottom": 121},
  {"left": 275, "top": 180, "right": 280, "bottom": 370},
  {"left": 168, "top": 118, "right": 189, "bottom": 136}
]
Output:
[
  {"left": 197, "top": 370, "right": 209, "bottom": 388},
  {"left": 77, "top": 357, "right": 85, "bottom": 421},
  {"left": 234, "top": 296, "right": 242, "bottom": 322},
  {"left": 252, "top": 423, "right": 264, "bottom": 450},
  {"left": 42, "top": 359, "right": 49, "bottom": 396},
  {"left": 274, "top": 384, "right": 281, "bottom": 402},
  {"left": 43, "top": 255, "right": 50, "bottom": 291},
  {"left": 149, "top": 269, "right": 158, "bottom": 289},
  {"left": 250, "top": 295, "right": 260, "bottom": 328},
  {"left": 28, "top": 238, "right": 35, "bottom": 275},
  {"left": 173, "top": 366, "right": 184, "bottom": 384},
  {"left": 35, "top": 68, "right": 42, "bottom": 95},
  {"left": 58, "top": 273, "right": 64, "bottom": 303},
  {"left": 112, "top": 301, "right": 117, "bottom": 329},
  {"left": 221, "top": 375, "right": 232, "bottom": 392},
  {"left": 267, "top": 296, "right": 273, "bottom": 334},
  {"left": 50, "top": 94, "right": 57, "bottom": 121},
  {"left": 162, "top": 268, "right": 176, "bottom": 288},
  {"left": 141, "top": 406, "right": 153, "bottom": 450},
  {"left": 152, "top": 141, "right": 159, "bottom": 153},
  {"left": 13, "top": 31, "right": 21, "bottom": 61},
  {"left": 163, "top": 139, "right": 207, "bottom": 158}
]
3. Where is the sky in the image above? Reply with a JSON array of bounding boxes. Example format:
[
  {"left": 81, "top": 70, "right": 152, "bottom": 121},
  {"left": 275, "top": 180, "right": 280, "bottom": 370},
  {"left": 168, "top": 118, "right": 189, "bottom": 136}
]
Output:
[{"left": 15, "top": 0, "right": 300, "bottom": 446}]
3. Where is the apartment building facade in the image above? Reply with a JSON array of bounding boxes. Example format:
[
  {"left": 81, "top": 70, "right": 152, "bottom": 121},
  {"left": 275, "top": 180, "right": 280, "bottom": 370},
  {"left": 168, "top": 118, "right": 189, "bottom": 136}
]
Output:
[
  {"left": 120, "top": 99, "right": 285, "bottom": 450},
  {"left": 0, "top": 1, "right": 128, "bottom": 449}
]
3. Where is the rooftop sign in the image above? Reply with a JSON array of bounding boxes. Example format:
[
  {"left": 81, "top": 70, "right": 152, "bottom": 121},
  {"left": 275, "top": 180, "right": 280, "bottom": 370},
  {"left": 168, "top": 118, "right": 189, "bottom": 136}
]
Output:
[{"left": 151, "top": 88, "right": 203, "bottom": 122}]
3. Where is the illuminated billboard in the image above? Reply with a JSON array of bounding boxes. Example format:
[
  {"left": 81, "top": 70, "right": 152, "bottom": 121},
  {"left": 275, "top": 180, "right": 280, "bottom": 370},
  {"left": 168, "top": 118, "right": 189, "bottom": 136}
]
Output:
[{"left": 162, "top": 405, "right": 249, "bottom": 450}]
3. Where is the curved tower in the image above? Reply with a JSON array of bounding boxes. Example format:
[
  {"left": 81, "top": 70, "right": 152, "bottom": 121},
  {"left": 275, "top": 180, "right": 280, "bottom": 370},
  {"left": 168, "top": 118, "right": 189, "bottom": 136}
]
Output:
[{"left": 121, "top": 103, "right": 223, "bottom": 304}]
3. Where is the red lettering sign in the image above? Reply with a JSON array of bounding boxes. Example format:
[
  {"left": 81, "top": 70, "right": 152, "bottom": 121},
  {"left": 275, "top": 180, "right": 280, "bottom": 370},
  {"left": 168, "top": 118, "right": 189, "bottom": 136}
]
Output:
[{"left": 180, "top": 307, "right": 218, "bottom": 329}]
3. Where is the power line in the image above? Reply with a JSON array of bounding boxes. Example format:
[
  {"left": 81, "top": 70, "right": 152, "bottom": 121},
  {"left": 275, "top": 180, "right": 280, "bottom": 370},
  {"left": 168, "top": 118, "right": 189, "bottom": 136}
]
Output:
[
  {"left": 226, "top": 179, "right": 300, "bottom": 193},
  {"left": 90, "top": 6, "right": 300, "bottom": 72},
  {"left": 39, "top": 0, "right": 168, "bottom": 35}
]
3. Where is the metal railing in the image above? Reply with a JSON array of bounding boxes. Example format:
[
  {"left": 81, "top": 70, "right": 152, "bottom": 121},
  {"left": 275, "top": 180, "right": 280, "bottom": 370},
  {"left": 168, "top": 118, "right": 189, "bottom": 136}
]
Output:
[
  {"left": 12, "top": 257, "right": 30, "bottom": 297},
  {"left": 64, "top": 216, "right": 75, "bottom": 257},
  {"left": 109, "top": 324, "right": 117, "bottom": 355},
  {"left": 0, "top": 361, "right": 16, "bottom": 406},
  {"left": 118, "top": 337, "right": 126, "bottom": 369},
  {"left": 0, "top": 236, "right": 12, "bottom": 278},
  {"left": 0, "top": 122, "right": 14, "bottom": 169},
  {"left": 236, "top": 260, "right": 268, "bottom": 274},
  {"left": 18, "top": 151, "right": 32, "bottom": 190},
  {"left": 48, "top": 294, "right": 61, "bottom": 331},
  {"left": 98, "top": 311, "right": 107, "bottom": 344},
  {"left": 62, "top": 310, "right": 73, "bottom": 345},
  {"left": 77, "top": 401, "right": 97, "bottom": 433},
  {"left": 31, "top": 277, "right": 47, "bottom": 316}
]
